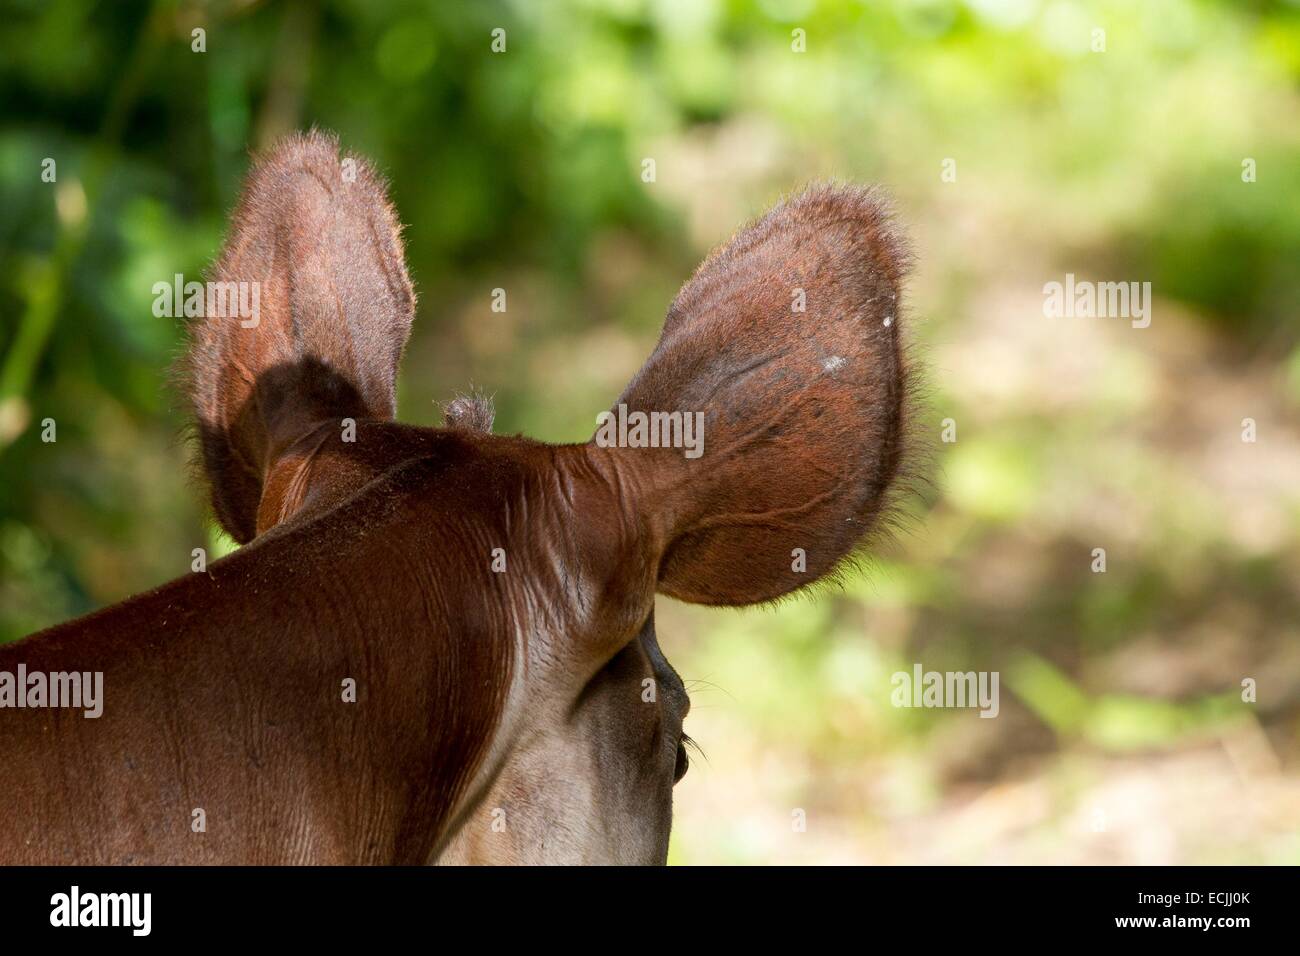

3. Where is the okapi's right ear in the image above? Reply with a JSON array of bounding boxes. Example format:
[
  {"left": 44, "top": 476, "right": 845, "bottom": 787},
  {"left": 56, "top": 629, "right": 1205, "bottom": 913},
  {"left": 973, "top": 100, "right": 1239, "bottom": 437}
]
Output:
[
  {"left": 184, "top": 131, "right": 415, "bottom": 543},
  {"left": 604, "top": 184, "right": 915, "bottom": 606}
]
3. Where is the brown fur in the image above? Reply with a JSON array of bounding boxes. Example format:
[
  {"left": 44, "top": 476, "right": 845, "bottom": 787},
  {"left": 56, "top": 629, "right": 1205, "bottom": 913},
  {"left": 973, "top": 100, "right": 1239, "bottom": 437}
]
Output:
[
  {"left": 615, "top": 184, "right": 913, "bottom": 604},
  {"left": 184, "top": 131, "right": 415, "bottom": 543},
  {"left": 0, "top": 133, "right": 916, "bottom": 864}
]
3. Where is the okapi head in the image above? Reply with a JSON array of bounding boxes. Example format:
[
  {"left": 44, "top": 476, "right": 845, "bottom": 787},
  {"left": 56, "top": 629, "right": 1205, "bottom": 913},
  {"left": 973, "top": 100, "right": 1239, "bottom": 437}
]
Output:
[{"left": 183, "top": 131, "right": 913, "bottom": 864}]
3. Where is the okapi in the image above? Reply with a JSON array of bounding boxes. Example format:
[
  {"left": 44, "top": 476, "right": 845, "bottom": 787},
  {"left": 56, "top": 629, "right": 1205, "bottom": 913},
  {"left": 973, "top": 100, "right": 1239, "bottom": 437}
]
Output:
[{"left": 0, "top": 132, "right": 913, "bottom": 865}]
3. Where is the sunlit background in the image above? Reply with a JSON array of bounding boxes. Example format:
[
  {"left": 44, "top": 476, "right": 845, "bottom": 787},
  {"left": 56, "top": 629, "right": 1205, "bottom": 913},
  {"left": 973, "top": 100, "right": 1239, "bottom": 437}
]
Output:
[{"left": 2, "top": 0, "right": 1299, "bottom": 864}]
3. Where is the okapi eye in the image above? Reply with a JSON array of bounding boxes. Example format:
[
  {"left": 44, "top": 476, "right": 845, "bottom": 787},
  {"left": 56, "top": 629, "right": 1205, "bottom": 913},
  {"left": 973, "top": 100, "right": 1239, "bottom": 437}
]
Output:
[{"left": 673, "top": 736, "right": 691, "bottom": 784}]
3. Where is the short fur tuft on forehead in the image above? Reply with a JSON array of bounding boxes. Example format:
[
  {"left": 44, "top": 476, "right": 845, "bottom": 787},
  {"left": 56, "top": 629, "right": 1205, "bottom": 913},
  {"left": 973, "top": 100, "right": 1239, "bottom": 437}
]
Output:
[{"left": 441, "top": 392, "right": 496, "bottom": 434}]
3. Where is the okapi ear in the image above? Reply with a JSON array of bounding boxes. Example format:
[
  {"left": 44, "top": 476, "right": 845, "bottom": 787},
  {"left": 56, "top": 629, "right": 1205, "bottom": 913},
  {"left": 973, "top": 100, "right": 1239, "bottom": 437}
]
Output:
[
  {"left": 606, "top": 184, "right": 914, "bottom": 606},
  {"left": 183, "top": 130, "right": 415, "bottom": 543}
]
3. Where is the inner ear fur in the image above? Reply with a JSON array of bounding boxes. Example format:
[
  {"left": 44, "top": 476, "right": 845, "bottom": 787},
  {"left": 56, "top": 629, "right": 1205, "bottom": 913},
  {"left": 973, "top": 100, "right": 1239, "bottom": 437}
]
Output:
[
  {"left": 182, "top": 130, "right": 415, "bottom": 542},
  {"left": 608, "top": 183, "right": 916, "bottom": 607}
]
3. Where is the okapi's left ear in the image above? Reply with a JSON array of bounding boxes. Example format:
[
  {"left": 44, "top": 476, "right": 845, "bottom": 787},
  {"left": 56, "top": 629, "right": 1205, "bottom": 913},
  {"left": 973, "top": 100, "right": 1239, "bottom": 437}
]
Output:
[{"left": 603, "top": 184, "right": 915, "bottom": 606}]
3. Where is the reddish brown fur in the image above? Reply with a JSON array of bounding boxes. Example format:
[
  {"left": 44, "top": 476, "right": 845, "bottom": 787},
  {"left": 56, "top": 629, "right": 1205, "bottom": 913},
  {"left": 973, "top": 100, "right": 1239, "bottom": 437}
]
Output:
[
  {"left": 616, "top": 184, "right": 913, "bottom": 604},
  {"left": 0, "top": 133, "right": 915, "bottom": 865}
]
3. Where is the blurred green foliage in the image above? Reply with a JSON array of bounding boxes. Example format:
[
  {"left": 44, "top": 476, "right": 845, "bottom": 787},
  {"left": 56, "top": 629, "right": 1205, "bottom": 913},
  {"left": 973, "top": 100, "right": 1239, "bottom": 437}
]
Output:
[{"left": 2, "top": 0, "right": 1299, "bottom": 863}]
